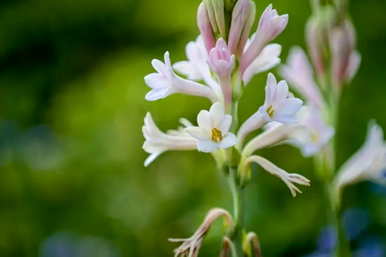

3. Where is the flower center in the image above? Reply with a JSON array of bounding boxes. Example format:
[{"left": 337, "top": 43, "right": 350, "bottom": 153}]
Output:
[
  {"left": 211, "top": 128, "right": 223, "bottom": 142},
  {"left": 267, "top": 105, "right": 275, "bottom": 117}
]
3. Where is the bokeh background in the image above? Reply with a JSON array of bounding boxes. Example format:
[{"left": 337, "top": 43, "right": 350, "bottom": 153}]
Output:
[{"left": 0, "top": 0, "right": 385, "bottom": 256}]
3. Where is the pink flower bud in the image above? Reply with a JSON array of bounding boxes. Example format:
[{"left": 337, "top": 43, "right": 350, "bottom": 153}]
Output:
[
  {"left": 208, "top": 38, "right": 234, "bottom": 77},
  {"left": 330, "top": 19, "right": 361, "bottom": 87},
  {"left": 240, "top": 4, "right": 288, "bottom": 74},
  {"left": 306, "top": 16, "right": 325, "bottom": 75},
  {"left": 228, "top": 0, "right": 256, "bottom": 56},
  {"left": 197, "top": 3, "right": 216, "bottom": 52}
]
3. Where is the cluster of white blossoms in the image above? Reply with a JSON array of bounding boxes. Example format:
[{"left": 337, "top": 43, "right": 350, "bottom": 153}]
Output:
[
  {"left": 143, "top": 0, "right": 311, "bottom": 198},
  {"left": 279, "top": 7, "right": 386, "bottom": 194}
]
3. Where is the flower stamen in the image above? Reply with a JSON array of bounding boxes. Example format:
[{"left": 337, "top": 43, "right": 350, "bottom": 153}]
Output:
[
  {"left": 211, "top": 128, "right": 223, "bottom": 142},
  {"left": 267, "top": 105, "right": 275, "bottom": 117}
]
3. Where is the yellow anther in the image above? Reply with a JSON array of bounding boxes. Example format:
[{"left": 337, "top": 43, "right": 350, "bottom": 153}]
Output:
[
  {"left": 267, "top": 105, "right": 275, "bottom": 117},
  {"left": 211, "top": 128, "right": 223, "bottom": 142}
]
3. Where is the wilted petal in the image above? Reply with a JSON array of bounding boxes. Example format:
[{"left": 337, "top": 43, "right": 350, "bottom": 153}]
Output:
[{"left": 244, "top": 155, "right": 310, "bottom": 197}]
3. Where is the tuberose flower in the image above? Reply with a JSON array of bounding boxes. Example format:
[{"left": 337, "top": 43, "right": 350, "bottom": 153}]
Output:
[
  {"left": 257, "top": 73, "right": 303, "bottom": 124},
  {"left": 241, "top": 155, "right": 310, "bottom": 197},
  {"left": 186, "top": 102, "right": 237, "bottom": 153},
  {"left": 145, "top": 52, "right": 217, "bottom": 102},
  {"left": 280, "top": 47, "right": 324, "bottom": 108},
  {"left": 173, "top": 37, "right": 222, "bottom": 98},
  {"left": 334, "top": 122, "right": 386, "bottom": 191},
  {"left": 142, "top": 113, "right": 197, "bottom": 167},
  {"left": 289, "top": 106, "right": 334, "bottom": 157},
  {"left": 241, "top": 4, "right": 288, "bottom": 73}
]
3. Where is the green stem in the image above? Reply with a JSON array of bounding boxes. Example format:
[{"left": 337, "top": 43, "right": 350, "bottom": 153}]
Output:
[{"left": 227, "top": 167, "right": 244, "bottom": 257}]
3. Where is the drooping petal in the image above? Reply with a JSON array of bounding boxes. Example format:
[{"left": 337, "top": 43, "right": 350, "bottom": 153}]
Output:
[{"left": 244, "top": 155, "right": 310, "bottom": 197}]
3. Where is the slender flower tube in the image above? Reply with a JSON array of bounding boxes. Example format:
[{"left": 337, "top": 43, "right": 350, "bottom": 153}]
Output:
[
  {"left": 242, "top": 43, "right": 282, "bottom": 84},
  {"left": 142, "top": 113, "right": 197, "bottom": 167},
  {"left": 280, "top": 47, "right": 324, "bottom": 108},
  {"left": 257, "top": 73, "right": 303, "bottom": 124},
  {"left": 330, "top": 20, "right": 361, "bottom": 88},
  {"left": 186, "top": 102, "right": 237, "bottom": 153},
  {"left": 240, "top": 4, "right": 288, "bottom": 73},
  {"left": 241, "top": 123, "right": 299, "bottom": 157},
  {"left": 289, "top": 106, "right": 335, "bottom": 157},
  {"left": 197, "top": 3, "right": 216, "bottom": 52},
  {"left": 242, "top": 155, "right": 310, "bottom": 197},
  {"left": 228, "top": 0, "right": 256, "bottom": 56},
  {"left": 334, "top": 122, "right": 386, "bottom": 193},
  {"left": 169, "top": 208, "right": 234, "bottom": 257},
  {"left": 144, "top": 52, "right": 217, "bottom": 102}
]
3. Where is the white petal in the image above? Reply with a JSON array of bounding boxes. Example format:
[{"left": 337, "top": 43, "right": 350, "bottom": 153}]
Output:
[
  {"left": 219, "top": 133, "right": 237, "bottom": 149},
  {"left": 197, "top": 140, "right": 219, "bottom": 153},
  {"left": 219, "top": 114, "right": 232, "bottom": 133},
  {"left": 243, "top": 44, "right": 282, "bottom": 84},
  {"left": 185, "top": 127, "right": 209, "bottom": 141},
  {"left": 145, "top": 87, "right": 172, "bottom": 101},
  {"left": 144, "top": 152, "right": 164, "bottom": 167},
  {"left": 209, "top": 102, "right": 225, "bottom": 127},
  {"left": 197, "top": 110, "right": 212, "bottom": 131}
]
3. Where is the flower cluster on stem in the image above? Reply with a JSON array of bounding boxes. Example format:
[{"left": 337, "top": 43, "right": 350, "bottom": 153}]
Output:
[{"left": 142, "top": 1, "right": 312, "bottom": 256}]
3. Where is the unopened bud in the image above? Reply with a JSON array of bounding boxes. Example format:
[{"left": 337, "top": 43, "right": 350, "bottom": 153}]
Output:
[
  {"left": 197, "top": 3, "right": 216, "bottom": 52},
  {"left": 305, "top": 7, "right": 334, "bottom": 76},
  {"left": 241, "top": 4, "right": 288, "bottom": 73},
  {"left": 228, "top": 0, "right": 256, "bottom": 56},
  {"left": 208, "top": 38, "right": 234, "bottom": 77},
  {"left": 204, "top": 0, "right": 227, "bottom": 38},
  {"left": 330, "top": 19, "right": 361, "bottom": 87}
]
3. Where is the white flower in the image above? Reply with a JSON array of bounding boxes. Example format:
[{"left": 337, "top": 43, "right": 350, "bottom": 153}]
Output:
[
  {"left": 334, "top": 122, "right": 386, "bottom": 190},
  {"left": 257, "top": 73, "right": 303, "bottom": 124},
  {"left": 242, "top": 43, "right": 282, "bottom": 84},
  {"left": 142, "top": 113, "right": 197, "bottom": 166},
  {"left": 185, "top": 102, "right": 237, "bottom": 153},
  {"left": 144, "top": 52, "right": 216, "bottom": 102},
  {"left": 173, "top": 37, "right": 222, "bottom": 98},
  {"left": 280, "top": 47, "right": 324, "bottom": 108},
  {"left": 240, "top": 4, "right": 288, "bottom": 73},
  {"left": 289, "top": 106, "right": 334, "bottom": 157},
  {"left": 242, "top": 155, "right": 310, "bottom": 197}
]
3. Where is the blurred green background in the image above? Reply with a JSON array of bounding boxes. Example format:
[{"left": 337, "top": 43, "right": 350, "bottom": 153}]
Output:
[{"left": 0, "top": 0, "right": 385, "bottom": 256}]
